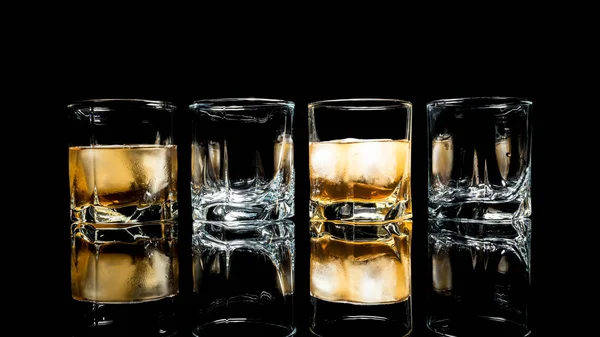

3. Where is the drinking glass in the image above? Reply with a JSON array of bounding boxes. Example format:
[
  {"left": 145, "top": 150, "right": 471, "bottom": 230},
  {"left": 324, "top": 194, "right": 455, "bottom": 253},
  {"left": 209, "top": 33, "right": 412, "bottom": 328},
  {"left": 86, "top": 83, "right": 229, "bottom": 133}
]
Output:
[
  {"left": 309, "top": 99, "right": 412, "bottom": 221},
  {"left": 308, "top": 99, "right": 413, "bottom": 337},
  {"left": 68, "top": 99, "right": 178, "bottom": 223},
  {"left": 68, "top": 99, "right": 179, "bottom": 336},
  {"left": 427, "top": 97, "right": 532, "bottom": 219},
  {"left": 190, "top": 98, "right": 294, "bottom": 221}
]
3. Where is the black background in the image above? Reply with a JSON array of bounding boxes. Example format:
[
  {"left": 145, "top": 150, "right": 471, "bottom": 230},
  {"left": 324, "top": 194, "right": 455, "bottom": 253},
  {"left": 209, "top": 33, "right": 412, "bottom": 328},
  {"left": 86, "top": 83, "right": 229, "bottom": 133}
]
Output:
[{"left": 23, "top": 52, "right": 558, "bottom": 336}]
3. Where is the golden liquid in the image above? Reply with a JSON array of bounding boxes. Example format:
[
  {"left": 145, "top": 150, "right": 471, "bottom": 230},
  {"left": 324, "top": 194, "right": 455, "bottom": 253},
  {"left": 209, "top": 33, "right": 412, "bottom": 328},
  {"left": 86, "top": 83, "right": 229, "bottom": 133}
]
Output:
[
  {"left": 69, "top": 145, "right": 177, "bottom": 210},
  {"left": 71, "top": 223, "right": 179, "bottom": 303},
  {"left": 309, "top": 139, "right": 410, "bottom": 204},
  {"left": 310, "top": 222, "right": 411, "bottom": 304}
]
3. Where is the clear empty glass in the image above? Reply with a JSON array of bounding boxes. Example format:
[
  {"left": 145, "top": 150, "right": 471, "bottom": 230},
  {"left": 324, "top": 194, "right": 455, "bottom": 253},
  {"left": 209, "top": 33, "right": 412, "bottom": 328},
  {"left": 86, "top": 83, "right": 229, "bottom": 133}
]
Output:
[
  {"left": 427, "top": 218, "right": 531, "bottom": 337},
  {"left": 190, "top": 98, "right": 295, "bottom": 221},
  {"left": 427, "top": 97, "right": 532, "bottom": 219},
  {"left": 192, "top": 220, "right": 295, "bottom": 337},
  {"left": 309, "top": 99, "right": 412, "bottom": 221}
]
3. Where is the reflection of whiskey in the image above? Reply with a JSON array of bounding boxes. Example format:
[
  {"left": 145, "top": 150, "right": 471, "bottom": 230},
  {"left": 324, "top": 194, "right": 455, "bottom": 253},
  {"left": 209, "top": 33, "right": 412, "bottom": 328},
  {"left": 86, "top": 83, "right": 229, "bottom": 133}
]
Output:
[
  {"left": 71, "top": 223, "right": 178, "bottom": 303},
  {"left": 495, "top": 137, "right": 511, "bottom": 180},
  {"left": 274, "top": 136, "right": 294, "bottom": 184},
  {"left": 432, "top": 137, "right": 453, "bottom": 186},
  {"left": 309, "top": 139, "right": 410, "bottom": 204},
  {"left": 431, "top": 136, "right": 514, "bottom": 186},
  {"left": 310, "top": 221, "right": 411, "bottom": 304},
  {"left": 191, "top": 137, "right": 294, "bottom": 186},
  {"left": 69, "top": 145, "right": 177, "bottom": 221}
]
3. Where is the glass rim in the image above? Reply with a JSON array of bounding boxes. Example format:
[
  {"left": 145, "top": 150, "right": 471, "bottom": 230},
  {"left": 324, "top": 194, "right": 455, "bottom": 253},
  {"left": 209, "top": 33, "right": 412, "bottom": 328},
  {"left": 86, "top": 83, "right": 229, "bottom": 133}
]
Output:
[
  {"left": 308, "top": 98, "right": 412, "bottom": 110},
  {"left": 190, "top": 98, "right": 294, "bottom": 111},
  {"left": 427, "top": 96, "right": 532, "bottom": 108},
  {"left": 67, "top": 98, "right": 177, "bottom": 112}
]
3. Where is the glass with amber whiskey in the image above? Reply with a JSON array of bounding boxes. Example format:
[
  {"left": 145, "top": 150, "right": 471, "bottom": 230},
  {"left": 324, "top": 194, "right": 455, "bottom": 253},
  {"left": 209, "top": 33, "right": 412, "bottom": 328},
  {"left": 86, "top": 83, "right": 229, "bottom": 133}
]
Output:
[
  {"left": 308, "top": 99, "right": 412, "bottom": 337},
  {"left": 68, "top": 99, "right": 179, "bottom": 336}
]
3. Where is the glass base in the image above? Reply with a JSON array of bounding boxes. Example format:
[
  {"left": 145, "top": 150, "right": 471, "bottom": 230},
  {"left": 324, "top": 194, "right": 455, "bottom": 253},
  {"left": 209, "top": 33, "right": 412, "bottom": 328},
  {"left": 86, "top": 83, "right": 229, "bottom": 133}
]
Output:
[
  {"left": 72, "top": 203, "right": 178, "bottom": 223},
  {"left": 427, "top": 316, "right": 531, "bottom": 337},
  {"left": 310, "top": 200, "right": 410, "bottom": 221},
  {"left": 309, "top": 296, "right": 412, "bottom": 337},
  {"left": 70, "top": 297, "right": 177, "bottom": 337},
  {"left": 428, "top": 198, "right": 530, "bottom": 220},
  {"left": 193, "top": 319, "right": 296, "bottom": 337},
  {"left": 192, "top": 200, "right": 294, "bottom": 221}
]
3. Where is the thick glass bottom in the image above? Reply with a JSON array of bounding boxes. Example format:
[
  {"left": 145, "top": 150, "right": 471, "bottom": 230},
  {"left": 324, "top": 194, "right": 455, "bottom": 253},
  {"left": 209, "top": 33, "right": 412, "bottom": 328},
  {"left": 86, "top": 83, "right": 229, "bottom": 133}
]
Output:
[
  {"left": 429, "top": 198, "right": 530, "bottom": 220},
  {"left": 310, "top": 200, "right": 410, "bottom": 221},
  {"left": 70, "top": 297, "right": 177, "bottom": 337},
  {"left": 192, "top": 200, "right": 294, "bottom": 221},
  {"left": 193, "top": 319, "right": 296, "bottom": 337},
  {"left": 427, "top": 315, "right": 531, "bottom": 337},
  {"left": 309, "top": 296, "right": 412, "bottom": 337}
]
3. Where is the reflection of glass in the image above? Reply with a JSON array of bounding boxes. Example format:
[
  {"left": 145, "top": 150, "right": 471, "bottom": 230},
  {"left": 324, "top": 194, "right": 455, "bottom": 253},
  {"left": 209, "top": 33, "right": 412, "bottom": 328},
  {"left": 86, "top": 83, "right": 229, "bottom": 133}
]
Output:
[
  {"left": 309, "top": 219, "right": 412, "bottom": 337},
  {"left": 192, "top": 220, "right": 295, "bottom": 337},
  {"left": 68, "top": 99, "right": 178, "bottom": 336},
  {"left": 310, "top": 220, "right": 411, "bottom": 303},
  {"left": 427, "top": 218, "right": 531, "bottom": 337},
  {"left": 309, "top": 99, "right": 412, "bottom": 221},
  {"left": 71, "top": 221, "right": 178, "bottom": 303},
  {"left": 190, "top": 98, "right": 294, "bottom": 221},
  {"left": 427, "top": 97, "right": 532, "bottom": 219}
]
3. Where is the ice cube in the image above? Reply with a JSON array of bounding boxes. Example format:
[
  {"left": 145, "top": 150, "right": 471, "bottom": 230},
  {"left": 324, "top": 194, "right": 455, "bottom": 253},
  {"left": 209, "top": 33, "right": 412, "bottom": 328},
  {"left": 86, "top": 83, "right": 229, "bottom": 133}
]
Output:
[
  {"left": 347, "top": 140, "right": 409, "bottom": 187},
  {"left": 93, "top": 147, "right": 138, "bottom": 195},
  {"left": 309, "top": 142, "right": 344, "bottom": 182},
  {"left": 346, "top": 255, "right": 406, "bottom": 303},
  {"left": 81, "top": 253, "right": 138, "bottom": 302},
  {"left": 310, "top": 259, "right": 346, "bottom": 300},
  {"left": 138, "top": 250, "right": 171, "bottom": 293},
  {"left": 140, "top": 148, "right": 170, "bottom": 194}
]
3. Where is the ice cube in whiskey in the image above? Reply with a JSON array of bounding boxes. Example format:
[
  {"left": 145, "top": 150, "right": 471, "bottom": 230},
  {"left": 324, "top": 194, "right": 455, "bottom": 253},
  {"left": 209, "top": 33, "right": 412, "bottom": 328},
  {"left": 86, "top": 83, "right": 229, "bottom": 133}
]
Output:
[
  {"left": 69, "top": 145, "right": 178, "bottom": 223},
  {"left": 309, "top": 139, "right": 411, "bottom": 221}
]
